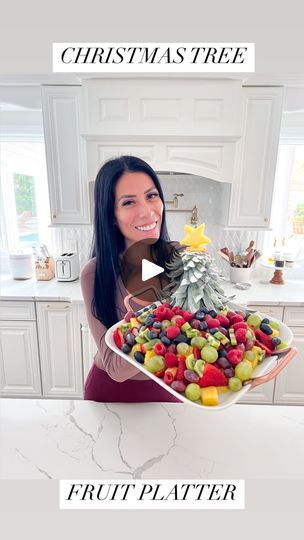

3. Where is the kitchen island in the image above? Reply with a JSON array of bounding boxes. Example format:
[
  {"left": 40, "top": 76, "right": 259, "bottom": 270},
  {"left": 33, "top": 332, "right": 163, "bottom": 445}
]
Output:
[{"left": 1, "top": 399, "right": 303, "bottom": 479}]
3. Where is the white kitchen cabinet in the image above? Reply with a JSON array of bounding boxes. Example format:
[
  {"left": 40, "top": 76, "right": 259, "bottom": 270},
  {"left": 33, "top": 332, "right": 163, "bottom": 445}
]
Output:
[
  {"left": 274, "top": 306, "right": 304, "bottom": 404},
  {"left": 41, "top": 85, "right": 90, "bottom": 225},
  {"left": 227, "top": 86, "right": 284, "bottom": 228},
  {"left": 36, "top": 302, "right": 83, "bottom": 397},
  {"left": 0, "top": 320, "right": 41, "bottom": 397}
]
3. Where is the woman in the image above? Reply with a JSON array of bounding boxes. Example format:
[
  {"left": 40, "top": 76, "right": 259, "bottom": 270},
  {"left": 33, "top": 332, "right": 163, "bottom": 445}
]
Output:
[{"left": 81, "top": 155, "right": 182, "bottom": 402}]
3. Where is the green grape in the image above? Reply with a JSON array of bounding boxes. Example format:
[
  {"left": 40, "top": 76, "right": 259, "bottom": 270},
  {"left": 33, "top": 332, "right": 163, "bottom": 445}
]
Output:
[
  {"left": 161, "top": 320, "right": 171, "bottom": 330},
  {"left": 145, "top": 355, "right": 165, "bottom": 373},
  {"left": 269, "top": 320, "right": 280, "bottom": 330},
  {"left": 176, "top": 342, "right": 190, "bottom": 356},
  {"left": 228, "top": 377, "right": 242, "bottom": 392},
  {"left": 190, "top": 336, "right": 207, "bottom": 349},
  {"left": 235, "top": 361, "right": 253, "bottom": 381},
  {"left": 246, "top": 313, "right": 262, "bottom": 328},
  {"left": 185, "top": 383, "right": 201, "bottom": 401},
  {"left": 200, "top": 345, "right": 218, "bottom": 363}
]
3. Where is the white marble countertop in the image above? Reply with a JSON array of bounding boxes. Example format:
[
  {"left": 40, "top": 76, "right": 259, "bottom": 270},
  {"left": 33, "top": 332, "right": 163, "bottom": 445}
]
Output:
[
  {"left": 1, "top": 399, "right": 304, "bottom": 479},
  {"left": 1, "top": 272, "right": 304, "bottom": 306}
]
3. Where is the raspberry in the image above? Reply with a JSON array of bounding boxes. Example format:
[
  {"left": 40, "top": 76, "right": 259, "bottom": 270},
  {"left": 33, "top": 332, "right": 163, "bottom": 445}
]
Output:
[
  {"left": 234, "top": 328, "right": 247, "bottom": 343},
  {"left": 176, "top": 356, "right": 186, "bottom": 380},
  {"left": 166, "top": 309, "right": 175, "bottom": 320},
  {"left": 166, "top": 326, "right": 180, "bottom": 339},
  {"left": 154, "top": 306, "right": 168, "bottom": 320},
  {"left": 226, "top": 310, "right": 237, "bottom": 320},
  {"left": 217, "top": 315, "right": 230, "bottom": 327},
  {"left": 230, "top": 315, "right": 245, "bottom": 325},
  {"left": 172, "top": 306, "right": 180, "bottom": 314},
  {"left": 227, "top": 349, "right": 243, "bottom": 365},
  {"left": 183, "top": 311, "right": 194, "bottom": 322},
  {"left": 163, "top": 368, "right": 177, "bottom": 385},
  {"left": 206, "top": 318, "right": 220, "bottom": 329},
  {"left": 164, "top": 352, "right": 178, "bottom": 367},
  {"left": 233, "top": 322, "right": 249, "bottom": 330},
  {"left": 153, "top": 342, "right": 166, "bottom": 356},
  {"left": 175, "top": 317, "right": 186, "bottom": 327},
  {"left": 199, "top": 364, "right": 228, "bottom": 387}
]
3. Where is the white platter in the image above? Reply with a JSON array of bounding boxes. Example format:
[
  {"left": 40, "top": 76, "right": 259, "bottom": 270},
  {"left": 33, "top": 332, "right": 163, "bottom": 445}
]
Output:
[{"left": 105, "top": 303, "right": 294, "bottom": 411}]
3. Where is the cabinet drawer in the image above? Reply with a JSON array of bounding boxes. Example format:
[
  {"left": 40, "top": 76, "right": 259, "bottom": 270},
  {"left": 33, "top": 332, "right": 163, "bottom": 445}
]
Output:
[
  {"left": 0, "top": 301, "right": 36, "bottom": 321},
  {"left": 283, "top": 307, "right": 304, "bottom": 326},
  {"left": 247, "top": 304, "right": 284, "bottom": 321}
]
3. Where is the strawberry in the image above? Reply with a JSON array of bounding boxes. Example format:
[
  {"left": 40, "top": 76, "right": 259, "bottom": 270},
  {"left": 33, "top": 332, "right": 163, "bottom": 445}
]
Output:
[
  {"left": 254, "top": 329, "right": 276, "bottom": 351},
  {"left": 193, "top": 346, "right": 201, "bottom": 360},
  {"left": 199, "top": 364, "right": 228, "bottom": 387},
  {"left": 166, "top": 325, "right": 180, "bottom": 339},
  {"left": 113, "top": 328, "right": 124, "bottom": 349},
  {"left": 176, "top": 356, "right": 186, "bottom": 380},
  {"left": 255, "top": 340, "right": 273, "bottom": 356},
  {"left": 227, "top": 349, "right": 243, "bottom": 365}
]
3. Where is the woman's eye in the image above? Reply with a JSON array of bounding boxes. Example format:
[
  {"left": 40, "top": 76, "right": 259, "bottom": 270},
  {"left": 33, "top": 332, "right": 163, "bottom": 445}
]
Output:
[
  {"left": 148, "top": 192, "right": 159, "bottom": 199},
  {"left": 122, "top": 200, "right": 134, "bottom": 206}
]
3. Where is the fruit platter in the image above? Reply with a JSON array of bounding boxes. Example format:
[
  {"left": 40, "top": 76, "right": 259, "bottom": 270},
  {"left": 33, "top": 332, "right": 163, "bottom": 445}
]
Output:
[{"left": 105, "top": 300, "right": 296, "bottom": 410}]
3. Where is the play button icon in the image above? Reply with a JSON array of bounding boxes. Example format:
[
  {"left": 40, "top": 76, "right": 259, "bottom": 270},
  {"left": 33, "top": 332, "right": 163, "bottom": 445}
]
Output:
[{"left": 142, "top": 259, "right": 164, "bottom": 282}]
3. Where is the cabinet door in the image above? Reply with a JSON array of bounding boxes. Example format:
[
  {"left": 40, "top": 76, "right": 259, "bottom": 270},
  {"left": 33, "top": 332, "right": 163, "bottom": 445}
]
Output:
[
  {"left": 274, "top": 327, "right": 304, "bottom": 404},
  {"left": 0, "top": 321, "right": 41, "bottom": 396},
  {"left": 81, "top": 324, "right": 98, "bottom": 381},
  {"left": 228, "top": 87, "right": 284, "bottom": 227},
  {"left": 41, "top": 86, "right": 90, "bottom": 225},
  {"left": 36, "top": 302, "right": 83, "bottom": 397}
]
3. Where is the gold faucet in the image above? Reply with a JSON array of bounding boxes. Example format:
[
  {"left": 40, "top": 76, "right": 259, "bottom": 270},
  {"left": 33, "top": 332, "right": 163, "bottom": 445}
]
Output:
[{"left": 165, "top": 193, "right": 198, "bottom": 226}]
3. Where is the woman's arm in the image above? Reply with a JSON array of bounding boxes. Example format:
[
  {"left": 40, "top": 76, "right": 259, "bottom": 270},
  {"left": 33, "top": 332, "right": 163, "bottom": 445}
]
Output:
[{"left": 80, "top": 260, "right": 143, "bottom": 383}]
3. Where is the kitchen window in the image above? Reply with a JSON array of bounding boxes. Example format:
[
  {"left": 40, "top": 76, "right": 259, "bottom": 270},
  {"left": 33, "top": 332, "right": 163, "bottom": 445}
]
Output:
[{"left": 0, "top": 140, "right": 51, "bottom": 252}]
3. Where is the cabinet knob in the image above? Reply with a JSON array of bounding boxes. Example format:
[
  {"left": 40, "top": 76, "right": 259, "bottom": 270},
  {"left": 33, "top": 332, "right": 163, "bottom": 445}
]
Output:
[
  {"left": 264, "top": 217, "right": 268, "bottom": 223},
  {"left": 53, "top": 213, "right": 56, "bottom": 219}
]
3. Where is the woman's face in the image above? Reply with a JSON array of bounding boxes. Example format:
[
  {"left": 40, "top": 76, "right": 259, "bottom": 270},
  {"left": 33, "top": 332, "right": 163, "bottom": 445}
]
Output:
[{"left": 114, "top": 171, "right": 164, "bottom": 248}]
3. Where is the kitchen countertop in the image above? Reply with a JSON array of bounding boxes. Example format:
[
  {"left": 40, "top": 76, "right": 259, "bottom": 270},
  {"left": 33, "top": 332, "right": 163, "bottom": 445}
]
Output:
[
  {"left": 1, "top": 273, "right": 304, "bottom": 306},
  {"left": 1, "top": 399, "right": 304, "bottom": 479}
]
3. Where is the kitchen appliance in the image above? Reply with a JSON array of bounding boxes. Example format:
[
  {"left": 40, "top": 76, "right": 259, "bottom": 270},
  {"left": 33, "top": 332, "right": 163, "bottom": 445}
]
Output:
[
  {"left": 55, "top": 252, "right": 80, "bottom": 281},
  {"left": 9, "top": 250, "right": 34, "bottom": 280}
]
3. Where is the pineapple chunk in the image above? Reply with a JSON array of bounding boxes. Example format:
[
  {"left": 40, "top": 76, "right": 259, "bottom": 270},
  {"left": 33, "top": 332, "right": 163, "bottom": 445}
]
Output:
[
  {"left": 130, "top": 317, "right": 141, "bottom": 328},
  {"left": 217, "top": 385, "right": 228, "bottom": 394},
  {"left": 201, "top": 386, "right": 219, "bottom": 406},
  {"left": 145, "top": 350, "right": 157, "bottom": 361}
]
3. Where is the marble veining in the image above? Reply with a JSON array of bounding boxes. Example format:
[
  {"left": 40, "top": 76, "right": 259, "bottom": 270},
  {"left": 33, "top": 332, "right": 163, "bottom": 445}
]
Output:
[{"left": 1, "top": 399, "right": 304, "bottom": 480}]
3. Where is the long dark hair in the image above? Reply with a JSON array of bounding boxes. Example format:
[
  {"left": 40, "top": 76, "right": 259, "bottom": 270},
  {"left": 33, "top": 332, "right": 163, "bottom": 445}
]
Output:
[{"left": 91, "top": 155, "right": 172, "bottom": 328}]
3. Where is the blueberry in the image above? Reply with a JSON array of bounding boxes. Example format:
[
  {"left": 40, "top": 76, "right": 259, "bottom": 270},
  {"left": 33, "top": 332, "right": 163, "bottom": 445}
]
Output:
[
  {"left": 145, "top": 317, "right": 154, "bottom": 326},
  {"left": 260, "top": 324, "right": 273, "bottom": 335},
  {"left": 134, "top": 351, "right": 145, "bottom": 363},
  {"left": 158, "top": 331, "right": 165, "bottom": 338},
  {"left": 218, "top": 349, "right": 228, "bottom": 358},
  {"left": 150, "top": 303, "right": 157, "bottom": 309},
  {"left": 199, "top": 321, "right": 208, "bottom": 331},
  {"left": 272, "top": 337, "right": 281, "bottom": 347},
  {"left": 148, "top": 331, "right": 158, "bottom": 339},
  {"left": 161, "top": 336, "right": 171, "bottom": 346},
  {"left": 174, "top": 334, "right": 190, "bottom": 344},
  {"left": 121, "top": 343, "right": 131, "bottom": 354},
  {"left": 208, "top": 310, "right": 217, "bottom": 318},
  {"left": 262, "top": 318, "right": 270, "bottom": 324},
  {"left": 209, "top": 328, "right": 219, "bottom": 335},
  {"left": 126, "top": 333, "right": 135, "bottom": 346},
  {"left": 134, "top": 311, "right": 140, "bottom": 317},
  {"left": 153, "top": 321, "right": 162, "bottom": 329},
  {"left": 143, "top": 307, "right": 149, "bottom": 312}
]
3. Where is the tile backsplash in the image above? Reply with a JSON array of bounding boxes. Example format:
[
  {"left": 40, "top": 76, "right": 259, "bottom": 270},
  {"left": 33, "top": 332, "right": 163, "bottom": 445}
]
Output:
[{"left": 51, "top": 174, "right": 266, "bottom": 279}]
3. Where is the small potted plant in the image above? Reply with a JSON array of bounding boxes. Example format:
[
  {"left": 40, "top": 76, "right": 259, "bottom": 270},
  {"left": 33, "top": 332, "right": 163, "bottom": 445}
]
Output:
[{"left": 292, "top": 203, "right": 304, "bottom": 234}]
